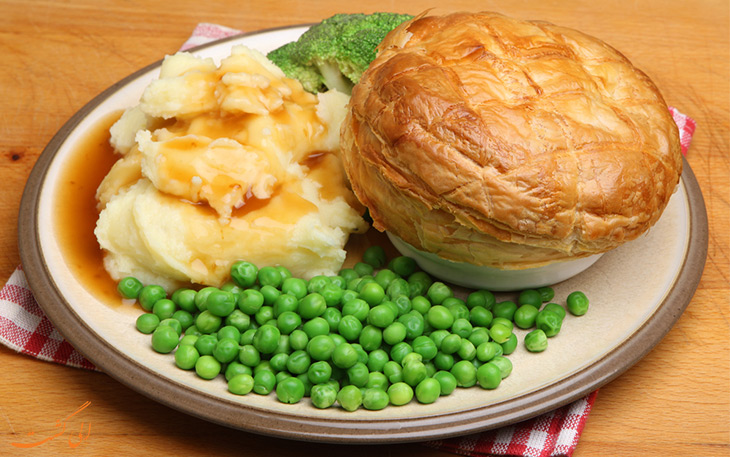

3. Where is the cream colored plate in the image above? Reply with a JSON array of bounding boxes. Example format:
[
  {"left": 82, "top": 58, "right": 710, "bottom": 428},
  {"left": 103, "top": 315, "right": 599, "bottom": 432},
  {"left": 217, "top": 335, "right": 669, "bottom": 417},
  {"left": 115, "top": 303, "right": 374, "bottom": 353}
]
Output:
[{"left": 18, "top": 25, "right": 708, "bottom": 443}]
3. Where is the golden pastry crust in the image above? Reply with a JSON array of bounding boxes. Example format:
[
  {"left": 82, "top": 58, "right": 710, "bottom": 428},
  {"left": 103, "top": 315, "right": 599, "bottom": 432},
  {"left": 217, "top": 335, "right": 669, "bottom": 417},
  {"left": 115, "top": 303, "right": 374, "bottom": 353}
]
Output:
[{"left": 340, "top": 11, "right": 682, "bottom": 268}]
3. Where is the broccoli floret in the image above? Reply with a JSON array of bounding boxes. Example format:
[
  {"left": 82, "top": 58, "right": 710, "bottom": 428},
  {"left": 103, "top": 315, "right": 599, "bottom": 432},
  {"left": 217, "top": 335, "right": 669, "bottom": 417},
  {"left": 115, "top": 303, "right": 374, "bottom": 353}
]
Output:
[{"left": 267, "top": 12, "right": 413, "bottom": 94}]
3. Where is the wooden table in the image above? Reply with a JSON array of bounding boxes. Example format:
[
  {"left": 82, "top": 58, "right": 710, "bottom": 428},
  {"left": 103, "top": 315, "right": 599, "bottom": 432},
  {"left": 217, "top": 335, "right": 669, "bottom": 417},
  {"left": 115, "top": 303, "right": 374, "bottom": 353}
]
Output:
[{"left": 1, "top": 1, "right": 728, "bottom": 455}]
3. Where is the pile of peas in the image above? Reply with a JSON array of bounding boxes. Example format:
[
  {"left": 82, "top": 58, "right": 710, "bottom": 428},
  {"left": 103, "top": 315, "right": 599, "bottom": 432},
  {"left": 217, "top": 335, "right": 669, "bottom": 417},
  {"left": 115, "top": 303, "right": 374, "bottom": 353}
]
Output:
[{"left": 121, "top": 246, "right": 590, "bottom": 410}]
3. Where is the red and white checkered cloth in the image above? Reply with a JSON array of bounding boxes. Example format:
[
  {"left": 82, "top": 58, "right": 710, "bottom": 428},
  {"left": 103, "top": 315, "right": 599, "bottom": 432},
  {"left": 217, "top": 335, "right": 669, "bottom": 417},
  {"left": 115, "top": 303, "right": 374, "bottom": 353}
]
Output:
[{"left": 0, "top": 23, "right": 697, "bottom": 457}]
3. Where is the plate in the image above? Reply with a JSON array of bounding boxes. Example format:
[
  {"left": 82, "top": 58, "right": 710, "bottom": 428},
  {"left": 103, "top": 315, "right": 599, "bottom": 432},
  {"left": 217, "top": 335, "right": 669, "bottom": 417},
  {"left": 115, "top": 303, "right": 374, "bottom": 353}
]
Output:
[{"left": 17, "top": 25, "right": 708, "bottom": 443}]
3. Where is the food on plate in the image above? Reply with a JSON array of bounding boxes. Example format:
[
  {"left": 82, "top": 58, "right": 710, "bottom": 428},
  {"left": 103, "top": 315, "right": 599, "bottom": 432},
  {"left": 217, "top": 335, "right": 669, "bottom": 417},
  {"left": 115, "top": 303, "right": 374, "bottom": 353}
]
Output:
[
  {"left": 125, "top": 244, "right": 590, "bottom": 409},
  {"left": 95, "top": 45, "right": 367, "bottom": 291},
  {"left": 340, "top": 11, "right": 683, "bottom": 270},
  {"left": 267, "top": 12, "right": 413, "bottom": 94}
]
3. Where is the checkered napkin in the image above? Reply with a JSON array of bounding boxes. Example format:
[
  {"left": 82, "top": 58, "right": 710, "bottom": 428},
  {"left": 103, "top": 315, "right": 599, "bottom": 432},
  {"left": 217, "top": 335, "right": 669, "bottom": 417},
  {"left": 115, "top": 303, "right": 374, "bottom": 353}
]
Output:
[{"left": 0, "top": 23, "right": 697, "bottom": 457}]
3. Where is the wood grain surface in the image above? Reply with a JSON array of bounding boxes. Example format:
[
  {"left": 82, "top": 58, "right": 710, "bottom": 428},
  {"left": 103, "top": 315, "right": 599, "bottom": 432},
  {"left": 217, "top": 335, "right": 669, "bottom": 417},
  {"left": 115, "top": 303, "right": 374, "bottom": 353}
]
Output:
[{"left": 1, "top": 1, "right": 728, "bottom": 456}]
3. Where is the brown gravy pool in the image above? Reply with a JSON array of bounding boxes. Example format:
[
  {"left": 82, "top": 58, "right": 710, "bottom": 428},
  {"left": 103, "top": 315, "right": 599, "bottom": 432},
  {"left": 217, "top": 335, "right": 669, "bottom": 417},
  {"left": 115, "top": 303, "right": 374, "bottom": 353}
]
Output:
[{"left": 54, "top": 111, "right": 125, "bottom": 307}]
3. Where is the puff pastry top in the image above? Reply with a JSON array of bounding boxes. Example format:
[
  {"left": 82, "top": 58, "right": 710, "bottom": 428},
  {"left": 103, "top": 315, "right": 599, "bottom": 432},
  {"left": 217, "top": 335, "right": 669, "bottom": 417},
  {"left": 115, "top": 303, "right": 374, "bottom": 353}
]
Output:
[{"left": 340, "top": 11, "right": 682, "bottom": 268}]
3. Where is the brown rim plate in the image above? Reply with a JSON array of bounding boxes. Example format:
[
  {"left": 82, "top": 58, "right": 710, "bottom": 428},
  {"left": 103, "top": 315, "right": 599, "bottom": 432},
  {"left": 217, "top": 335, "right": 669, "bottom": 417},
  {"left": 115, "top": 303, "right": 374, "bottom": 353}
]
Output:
[{"left": 17, "top": 25, "right": 708, "bottom": 443}]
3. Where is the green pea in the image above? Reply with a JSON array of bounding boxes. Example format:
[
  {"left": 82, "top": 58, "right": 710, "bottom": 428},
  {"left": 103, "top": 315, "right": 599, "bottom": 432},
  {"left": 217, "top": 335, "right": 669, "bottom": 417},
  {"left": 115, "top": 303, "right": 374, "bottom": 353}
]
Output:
[
  {"left": 302, "top": 317, "right": 330, "bottom": 338},
  {"left": 320, "top": 284, "right": 344, "bottom": 308},
  {"left": 174, "top": 344, "right": 199, "bottom": 370},
  {"left": 138, "top": 285, "right": 166, "bottom": 312},
  {"left": 213, "top": 337, "right": 240, "bottom": 364},
  {"left": 253, "top": 324, "right": 280, "bottom": 354},
  {"left": 339, "top": 268, "right": 359, "bottom": 283},
  {"left": 351, "top": 343, "right": 369, "bottom": 364},
  {"left": 383, "top": 321, "right": 407, "bottom": 345},
  {"left": 306, "top": 360, "right": 332, "bottom": 384},
  {"left": 500, "top": 333, "right": 518, "bottom": 355},
  {"left": 433, "top": 351, "right": 454, "bottom": 371},
  {"left": 332, "top": 343, "right": 358, "bottom": 370},
  {"left": 409, "top": 295, "right": 430, "bottom": 315},
  {"left": 254, "top": 305, "right": 274, "bottom": 326},
  {"left": 179, "top": 334, "right": 198, "bottom": 347},
  {"left": 159, "top": 318, "right": 182, "bottom": 336},
  {"left": 389, "top": 256, "right": 417, "bottom": 277},
  {"left": 276, "top": 377, "right": 305, "bottom": 404},
  {"left": 489, "top": 323, "right": 512, "bottom": 344},
  {"left": 415, "top": 378, "right": 441, "bottom": 404},
  {"left": 337, "top": 385, "right": 363, "bottom": 411},
  {"left": 228, "top": 373, "right": 254, "bottom": 395},
  {"left": 359, "top": 282, "right": 386, "bottom": 307},
  {"left": 514, "top": 305, "right": 539, "bottom": 329},
  {"left": 398, "top": 310, "right": 425, "bottom": 340},
  {"left": 151, "top": 325, "right": 179, "bottom": 354},
  {"left": 136, "top": 313, "right": 160, "bottom": 334},
  {"left": 440, "top": 334, "right": 462, "bottom": 355},
  {"left": 195, "top": 355, "right": 221, "bottom": 380},
  {"left": 492, "top": 300, "right": 518, "bottom": 321},
  {"left": 311, "top": 384, "right": 338, "bottom": 409},
  {"left": 476, "top": 341, "right": 501, "bottom": 362},
  {"left": 286, "top": 350, "right": 311, "bottom": 375},
  {"left": 353, "top": 262, "right": 374, "bottom": 277},
  {"left": 367, "top": 304, "right": 395, "bottom": 328},
  {"left": 518, "top": 289, "right": 543, "bottom": 307},
  {"left": 468, "top": 327, "right": 491, "bottom": 347},
  {"left": 206, "top": 290, "right": 236, "bottom": 317},
  {"left": 259, "top": 285, "right": 281, "bottom": 306},
  {"left": 451, "top": 318, "right": 473, "bottom": 338},
  {"left": 543, "top": 303, "right": 567, "bottom": 320},
  {"left": 469, "top": 306, "right": 493, "bottom": 328},
  {"left": 307, "top": 334, "right": 335, "bottom": 361},
  {"left": 225, "top": 361, "right": 252, "bottom": 381},
  {"left": 387, "top": 279, "right": 411, "bottom": 301},
  {"left": 172, "top": 288, "right": 197, "bottom": 313},
  {"left": 193, "top": 287, "right": 216, "bottom": 312},
  {"left": 491, "top": 356, "right": 513, "bottom": 379},
  {"left": 272, "top": 293, "right": 298, "bottom": 316},
  {"left": 358, "top": 325, "right": 382, "bottom": 352},
  {"left": 338, "top": 315, "right": 363, "bottom": 341},
  {"left": 383, "top": 361, "right": 403, "bottom": 383},
  {"left": 407, "top": 271, "right": 432, "bottom": 298},
  {"left": 412, "top": 335, "right": 438, "bottom": 361},
  {"left": 363, "top": 245, "right": 388, "bottom": 268},
  {"left": 536, "top": 310, "right": 562, "bottom": 337},
  {"left": 451, "top": 360, "right": 477, "bottom": 387},
  {"left": 538, "top": 286, "right": 555, "bottom": 302},
  {"left": 172, "top": 310, "right": 194, "bottom": 330},
  {"left": 362, "top": 388, "right": 389, "bottom": 410},
  {"left": 346, "top": 362, "right": 369, "bottom": 387},
  {"left": 342, "top": 298, "right": 370, "bottom": 322},
  {"left": 274, "top": 310, "right": 299, "bottom": 335},
  {"left": 289, "top": 329, "right": 309, "bottom": 351},
  {"left": 254, "top": 266, "right": 280, "bottom": 289},
  {"left": 466, "top": 290, "right": 496, "bottom": 310},
  {"left": 457, "top": 339, "right": 477, "bottom": 361},
  {"left": 240, "top": 328, "right": 256, "bottom": 346},
  {"left": 567, "top": 291, "right": 589, "bottom": 316},
  {"left": 387, "top": 382, "right": 413, "bottom": 406},
  {"left": 476, "top": 362, "right": 501, "bottom": 389},
  {"left": 253, "top": 370, "right": 276, "bottom": 395},
  {"left": 366, "top": 371, "right": 389, "bottom": 390},
  {"left": 194, "top": 334, "right": 218, "bottom": 356},
  {"left": 195, "top": 310, "right": 222, "bottom": 334},
  {"left": 389, "top": 342, "right": 413, "bottom": 364},
  {"left": 525, "top": 329, "right": 548, "bottom": 352},
  {"left": 433, "top": 370, "right": 457, "bottom": 396},
  {"left": 281, "top": 277, "right": 308, "bottom": 299},
  {"left": 427, "top": 282, "right": 453, "bottom": 305},
  {"left": 238, "top": 344, "right": 261, "bottom": 367},
  {"left": 237, "top": 289, "right": 264, "bottom": 315},
  {"left": 366, "top": 348, "right": 389, "bottom": 372},
  {"left": 402, "top": 360, "right": 427, "bottom": 387},
  {"left": 117, "top": 277, "right": 143, "bottom": 299},
  {"left": 230, "top": 261, "right": 258, "bottom": 288},
  {"left": 225, "top": 309, "right": 251, "bottom": 333}
]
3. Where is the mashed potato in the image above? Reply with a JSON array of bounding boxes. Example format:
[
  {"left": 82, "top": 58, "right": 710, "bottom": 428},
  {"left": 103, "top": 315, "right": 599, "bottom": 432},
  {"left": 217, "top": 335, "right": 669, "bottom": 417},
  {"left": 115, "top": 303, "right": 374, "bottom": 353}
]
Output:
[{"left": 95, "top": 45, "right": 368, "bottom": 290}]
